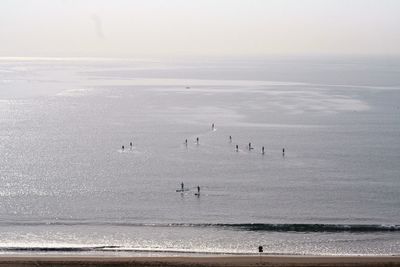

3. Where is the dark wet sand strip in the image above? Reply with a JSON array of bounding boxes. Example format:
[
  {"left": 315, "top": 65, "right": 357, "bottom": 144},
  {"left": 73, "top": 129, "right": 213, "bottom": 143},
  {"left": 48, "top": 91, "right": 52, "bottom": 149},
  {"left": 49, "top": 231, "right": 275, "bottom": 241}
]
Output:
[{"left": 0, "top": 256, "right": 399, "bottom": 267}]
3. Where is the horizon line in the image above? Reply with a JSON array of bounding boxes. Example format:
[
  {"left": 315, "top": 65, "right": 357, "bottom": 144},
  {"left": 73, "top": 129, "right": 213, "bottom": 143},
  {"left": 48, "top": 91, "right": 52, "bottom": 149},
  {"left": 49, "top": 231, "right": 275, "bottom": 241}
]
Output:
[{"left": 1, "top": 53, "right": 400, "bottom": 61}]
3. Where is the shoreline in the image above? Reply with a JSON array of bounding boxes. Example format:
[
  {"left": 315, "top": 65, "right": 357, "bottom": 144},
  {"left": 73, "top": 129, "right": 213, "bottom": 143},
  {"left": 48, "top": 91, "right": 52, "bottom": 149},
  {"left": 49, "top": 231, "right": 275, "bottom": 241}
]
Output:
[{"left": 0, "top": 255, "right": 399, "bottom": 267}]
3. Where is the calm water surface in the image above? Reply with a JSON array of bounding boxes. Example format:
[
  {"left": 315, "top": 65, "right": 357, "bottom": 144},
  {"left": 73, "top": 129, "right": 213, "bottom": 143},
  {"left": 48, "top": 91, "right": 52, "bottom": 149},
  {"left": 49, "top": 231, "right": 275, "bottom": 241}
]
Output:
[{"left": 0, "top": 57, "right": 399, "bottom": 255}]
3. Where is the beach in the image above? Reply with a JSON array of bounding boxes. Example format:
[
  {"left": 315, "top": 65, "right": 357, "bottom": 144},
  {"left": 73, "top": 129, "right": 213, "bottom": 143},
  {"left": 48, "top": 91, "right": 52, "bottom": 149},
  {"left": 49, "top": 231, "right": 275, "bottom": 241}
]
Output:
[{"left": 0, "top": 256, "right": 399, "bottom": 267}]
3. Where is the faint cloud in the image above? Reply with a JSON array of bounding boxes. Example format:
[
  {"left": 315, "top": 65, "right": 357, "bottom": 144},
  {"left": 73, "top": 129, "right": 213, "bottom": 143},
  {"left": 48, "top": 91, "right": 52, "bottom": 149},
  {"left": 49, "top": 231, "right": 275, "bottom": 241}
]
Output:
[{"left": 91, "top": 14, "right": 105, "bottom": 39}]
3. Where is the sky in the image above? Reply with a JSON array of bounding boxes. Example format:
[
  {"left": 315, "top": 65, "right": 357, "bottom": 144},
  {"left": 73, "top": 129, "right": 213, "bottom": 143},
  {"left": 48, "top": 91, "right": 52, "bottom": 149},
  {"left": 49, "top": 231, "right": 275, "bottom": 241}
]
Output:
[{"left": 0, "top": 0, "right": 399, "bottom": 58}]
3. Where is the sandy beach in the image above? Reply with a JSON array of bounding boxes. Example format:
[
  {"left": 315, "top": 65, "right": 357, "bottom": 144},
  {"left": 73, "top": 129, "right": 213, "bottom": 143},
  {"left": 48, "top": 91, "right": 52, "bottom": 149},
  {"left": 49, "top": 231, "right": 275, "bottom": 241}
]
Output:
[{"left": 0, "top": 256, "right": 399, "bottom": 267}]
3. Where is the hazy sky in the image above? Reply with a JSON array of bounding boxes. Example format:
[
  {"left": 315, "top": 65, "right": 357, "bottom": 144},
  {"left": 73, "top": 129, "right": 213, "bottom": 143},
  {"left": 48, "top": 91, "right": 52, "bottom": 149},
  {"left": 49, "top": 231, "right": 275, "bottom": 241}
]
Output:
[{"left": 1, "top": 0, "right": 399, "bottom": 58}]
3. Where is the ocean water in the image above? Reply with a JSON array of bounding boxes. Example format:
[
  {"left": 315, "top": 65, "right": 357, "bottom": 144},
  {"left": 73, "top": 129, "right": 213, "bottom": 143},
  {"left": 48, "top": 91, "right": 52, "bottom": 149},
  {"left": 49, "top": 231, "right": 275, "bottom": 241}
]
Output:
[{"left": 0, "top": 56, "right": 399, "bottom": 256}]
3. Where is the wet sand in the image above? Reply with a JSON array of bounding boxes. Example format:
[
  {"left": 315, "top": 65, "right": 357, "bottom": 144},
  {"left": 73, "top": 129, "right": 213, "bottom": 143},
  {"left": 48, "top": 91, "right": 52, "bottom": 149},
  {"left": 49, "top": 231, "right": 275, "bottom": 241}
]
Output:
[{"left": 0, "top": 256, "right": 399, "bottom": 267}]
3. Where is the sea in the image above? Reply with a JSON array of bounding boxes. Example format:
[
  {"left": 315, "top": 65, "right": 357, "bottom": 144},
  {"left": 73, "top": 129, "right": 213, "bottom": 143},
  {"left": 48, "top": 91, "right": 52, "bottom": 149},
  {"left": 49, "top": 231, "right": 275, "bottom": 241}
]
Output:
[{"left": 0, "top": 55, "right": 399, "bottom": 256}]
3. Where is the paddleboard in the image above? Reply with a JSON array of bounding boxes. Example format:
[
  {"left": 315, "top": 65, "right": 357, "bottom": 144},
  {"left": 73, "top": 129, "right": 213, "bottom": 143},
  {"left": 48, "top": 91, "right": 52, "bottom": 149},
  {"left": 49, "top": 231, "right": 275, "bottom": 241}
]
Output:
[{"left": 176, "top": 189, "right": 189, "bottom": 192}]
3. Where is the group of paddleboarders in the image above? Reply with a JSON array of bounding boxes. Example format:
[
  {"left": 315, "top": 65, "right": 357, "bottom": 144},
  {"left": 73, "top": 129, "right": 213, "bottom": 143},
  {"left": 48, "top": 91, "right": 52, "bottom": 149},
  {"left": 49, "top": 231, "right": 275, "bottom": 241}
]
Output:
[
  {"left": 121, "top": 123, "right": 286, "bottom": 198},
  {"left": 121, "top": 141, "right": 134, "bottom": 151},
  {"left": 178, "top": 182, "right": 200, "bottom": 196},
  {"left": 184, "top": 123, "right": 286, "bottom": 157},
  {"left": 121, "top": 124, "right": 286, "bottom": 157}
]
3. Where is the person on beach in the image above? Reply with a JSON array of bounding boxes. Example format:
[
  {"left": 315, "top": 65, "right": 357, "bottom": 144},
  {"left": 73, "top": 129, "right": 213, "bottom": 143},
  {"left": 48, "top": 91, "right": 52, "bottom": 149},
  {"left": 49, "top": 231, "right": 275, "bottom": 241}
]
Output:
[
  {"left": 229, "top": 136, "right": 232, "bottom": 143},
  {"left": 197, "top": 185, "right": 200, "bottom": 194},
  {"left": 122, "top": 145, "right": 124, "bottom": 151},
  {"left": 282, "top": 148, "right": 285, "bottom": 156},
  {"left": 235, "top": 144, "right": 239, "bottom": 152},
  {"left": 181, "top": 182, "right": 184, "bottom": 191},
  {"left": 212, "top": 123, "right": 215, "bottom": 130},
  {"left": 248, "top": 142, "right": 252, "bottom": 150},
  {"left": 185, "top": 139, "right": 188, "bottom": 146},
  {"left": 130, "top": 142, "right": 133, "bottom": 148},
  {"left": 262, "top": 146, "right": 265, "bottom": 155},
  {"left": 196, "top": 137, "right": 199, "bottom": 144}
]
